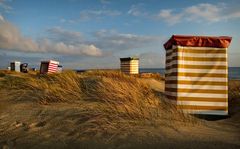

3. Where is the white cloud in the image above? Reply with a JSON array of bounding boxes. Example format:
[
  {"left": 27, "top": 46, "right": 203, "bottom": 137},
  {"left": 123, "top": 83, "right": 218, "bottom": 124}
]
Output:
[
  {"left": 47, "top": 27, "right": 82, "bottom": 39},
  {"left": 222, "top": 11, "right": 240, "bottom": 20},
  {"left": 0, "top": 16, "right": 102, "bottom": 57},
  {"left": 139, "top": 52, "right": 165, "bottom": 68},
  {"left": 60, "top": 8, "right": 122, "bottom": 23},
  {"left": 100, "top": 0, "right": 110, "bottom": 4},
  {"left": 93, "top": 30, "right": 165, "bottom": 51},
  {"left": 0, "top": 17, "right": 38, "bottom": 52},
  {"left": 59, "top": 18, "right": 77, "bottom": 24},
  {"left": 59, "top": 18, "right": 66, "bottom": 23},
  {"left": 37, "top": 39, "right": 102, "bottom": 56},
  {"left": 0, "top": 14, "right": 4, "bottom": 21},
  {"left": 156, "top": 3, "right": 240, "bottom": 25},
  {"left": 0, "top": 16, "right": 165, "bottom": 58},
  {"left": 79, "top": 9, "right": 121, "bottom": 21},
  {"left": 0, "top": 0, "right": 12, "bottom": 13},
  {"left": 47, "top": 27, "right": 84, "bottom": 44},
  {"left": 157, "top": 9, "right": 183, "bottom": 25},
  {"left": 184, "top": 3, "right": 222, "bottom": 22},
  {"left": 128, "top": 3, "right": 148, "bottom": 17}
]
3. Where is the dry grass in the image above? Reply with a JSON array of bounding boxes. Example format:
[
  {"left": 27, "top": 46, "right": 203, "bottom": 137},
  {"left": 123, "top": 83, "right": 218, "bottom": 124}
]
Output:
[
  {"left": 140, "top": 72, "right": 165, "bottom": 80},
  {"left": 1, "top": 70, "right": 240, "bottom": 148},
  {"left": 0, "top": 70, "right": 198, "bottom": 139},
  {"left": 229, "top": 80, "right": 240, "bottom": 102},
  {"left": 228, "top": 80, "right": 240, "bottom": 114},
  {"left": 26, "top": 71, "right": 84, "bottom": 103}
]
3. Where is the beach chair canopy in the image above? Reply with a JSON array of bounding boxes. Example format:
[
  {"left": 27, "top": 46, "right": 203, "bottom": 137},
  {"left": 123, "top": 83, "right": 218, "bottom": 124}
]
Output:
[{"left": 164, "top": 35, "right": 232, "bottom": 50}]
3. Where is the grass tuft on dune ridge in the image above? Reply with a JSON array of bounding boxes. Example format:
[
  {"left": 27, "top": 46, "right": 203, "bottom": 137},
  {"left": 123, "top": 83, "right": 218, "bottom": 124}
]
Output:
[
  {"left": 0, "top": 70, "right": 200, "bottom": 139},
  {"left": 0, "top": 70, "right": 240, "bottom": 147},
  {"left": 26, "top": 71, "right": 189, "bottom": 120}
]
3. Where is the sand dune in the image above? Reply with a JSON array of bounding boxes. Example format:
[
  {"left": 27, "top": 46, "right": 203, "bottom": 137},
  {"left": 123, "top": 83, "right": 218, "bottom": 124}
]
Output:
[{"left": 0, "top": 71, "right": 239, "bottom": 149}]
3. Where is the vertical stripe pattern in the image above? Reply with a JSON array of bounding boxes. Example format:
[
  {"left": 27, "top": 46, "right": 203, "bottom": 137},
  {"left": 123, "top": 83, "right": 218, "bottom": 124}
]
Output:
[{"left": 165, "top": 46, "right": 228, "bottom": 115}]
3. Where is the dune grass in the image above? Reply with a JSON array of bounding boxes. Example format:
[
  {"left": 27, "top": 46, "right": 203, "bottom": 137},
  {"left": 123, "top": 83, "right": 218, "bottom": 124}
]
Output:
[
  {"left": 0, "top": 70, "right": 240, "bottom": 149},
  {"left": 4, "top": 70, "right": 240, "bottom": 140},
  {"left": 229, "top": 80, "right": 240, "bottom": 102},
  {"left": 0, "top": 70, "right": 199, "bottom": 139},
  {"left": 228, "top": 80, "right": 240, "bottom": 114},
  {"left": 25, "top": 71, "right": 191, "bottom": 121},
  {"left": 0, "top": 72, "right": 239, "bottom": 149}
]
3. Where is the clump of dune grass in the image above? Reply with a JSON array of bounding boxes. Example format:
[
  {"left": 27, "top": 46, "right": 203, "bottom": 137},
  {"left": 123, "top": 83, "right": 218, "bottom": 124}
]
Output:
[
  {"left": 26, "top": 71, "right": 85, "bottom": 103},
  {"left": 228, "top": 80, "right": 240, "bottom": 114},
  {"left": 1, "top": 70, "right": 197, "bottom": 139},
  {"left": 229, "top": 80, "right": 240, "bottom": 102},
  {"left": 0, "top": 72, "right": 6, "bottom": 77},
  {"left": 140, "top": 72, "right": 165, "bottom": 81},
  {"left": 0, "top": 75, "right": 27, "bottom": 89},
  {"left": 82, "top": 70, "right": 136, "bottom": 81},
  {"left": 85, "top": 77, "right": 160, "bottom": 120},
  {"left": 36, "top": 73, "right": 190, "bottom": 116},
  {"left": 84, "top": 70, "right": 165, "bottom": 81}
]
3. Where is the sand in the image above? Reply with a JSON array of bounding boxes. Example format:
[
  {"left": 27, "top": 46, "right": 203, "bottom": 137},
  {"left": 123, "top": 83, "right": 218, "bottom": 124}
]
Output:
[{"left": 0, "top": 78, "right": 240, "bottom": 149}]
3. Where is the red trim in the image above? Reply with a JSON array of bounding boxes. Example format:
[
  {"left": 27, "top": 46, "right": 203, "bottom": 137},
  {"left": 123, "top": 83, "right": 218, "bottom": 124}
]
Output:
[{"left": 164, "top": 35, "right": 232, "bottom": 50}]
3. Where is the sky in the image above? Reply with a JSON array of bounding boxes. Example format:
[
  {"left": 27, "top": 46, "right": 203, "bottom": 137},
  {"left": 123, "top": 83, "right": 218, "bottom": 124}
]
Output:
[{"left": 0, "top": 0, "right": 240, "bottom": 69}]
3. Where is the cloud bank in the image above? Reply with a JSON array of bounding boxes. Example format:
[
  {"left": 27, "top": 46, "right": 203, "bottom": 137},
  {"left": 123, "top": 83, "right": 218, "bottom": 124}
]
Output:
[
  {"left": 0, "top": 16, "right": 165, "bottom": 59},
  {"left": 0, "top": 17, "right": 102, "bottom": 56},
  {"left": 0, "top": 0, "right": 12, "bottom": 13},
  {"left": 79, "top": 9, "right": 121, "bottom": 21},
  {"left": 127, "top": 3, "right": 240, "bottom": 26},
  {"left": 156, "top": 3, "right": 240, "bottom": 25},
  {"left": 93, "top": 30, "right": 164, "bottom": 51},
  {"left": 127, "top": 3, "right": 148, "bottom": 17}
]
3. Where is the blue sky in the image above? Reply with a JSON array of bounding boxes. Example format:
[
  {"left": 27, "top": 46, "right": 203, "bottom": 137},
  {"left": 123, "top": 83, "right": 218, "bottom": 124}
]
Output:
[{"left": 0, "top": 0, "right": 240, "bottom": 69}]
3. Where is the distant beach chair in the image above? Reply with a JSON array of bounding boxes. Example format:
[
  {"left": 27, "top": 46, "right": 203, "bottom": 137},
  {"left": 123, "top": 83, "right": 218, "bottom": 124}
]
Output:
[
  {"left": 40, "top": 60, "right": 60, "bottom": 74},
  {"left": 120, "top": 57, "right": 139, "bottom": 74},
  {"left": 10, "top": 61, "right": 21, "bottom": 72}
]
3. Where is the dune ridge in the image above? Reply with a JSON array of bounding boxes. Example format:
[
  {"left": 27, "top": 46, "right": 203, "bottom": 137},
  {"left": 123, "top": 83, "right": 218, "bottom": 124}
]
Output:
[{"left": 0, "top": 70, "right": 239, "bottom": 148}]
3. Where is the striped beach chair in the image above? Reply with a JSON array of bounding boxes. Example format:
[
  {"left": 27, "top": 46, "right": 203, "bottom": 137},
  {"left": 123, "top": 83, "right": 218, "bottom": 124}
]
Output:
[
  {"left": 120, "top": 57, "right": 139, "bottom": 74},
  {"left": 164, "top": 35, "right": 232, "bottom": 115},
  {"left": 40, "top": 60, "right": 60, "bottom": 74}
]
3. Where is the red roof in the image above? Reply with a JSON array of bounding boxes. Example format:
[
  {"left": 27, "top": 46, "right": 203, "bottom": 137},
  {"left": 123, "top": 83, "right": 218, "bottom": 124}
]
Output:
[{"left": 164, "top": 35, "right": 232, "bottom": 50}]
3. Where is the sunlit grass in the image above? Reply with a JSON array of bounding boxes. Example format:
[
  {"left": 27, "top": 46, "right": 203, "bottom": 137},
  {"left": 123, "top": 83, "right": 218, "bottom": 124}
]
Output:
[{"left": 3, "top": 70, "right": 240, "bottom": 139}]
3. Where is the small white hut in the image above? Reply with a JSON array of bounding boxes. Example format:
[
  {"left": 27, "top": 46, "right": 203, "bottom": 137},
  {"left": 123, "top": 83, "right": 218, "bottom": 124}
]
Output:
[
  {"left": 10, "top": 61, "right": 21, "bottom": 72},
  {"left": 40, "top": 60, "right": 60, "bottom": 74},
  {"left": 120, "top": 57, "right": 139, "bottom": 74}
]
